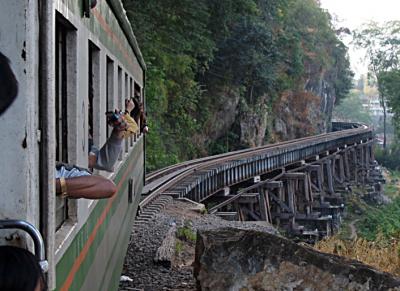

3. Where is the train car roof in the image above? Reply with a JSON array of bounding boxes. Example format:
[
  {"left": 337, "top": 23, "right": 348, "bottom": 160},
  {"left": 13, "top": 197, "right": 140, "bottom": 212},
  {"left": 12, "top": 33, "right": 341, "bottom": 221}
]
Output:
[{"left": 107, "top": 0, "right": 146, "bottom": 71}]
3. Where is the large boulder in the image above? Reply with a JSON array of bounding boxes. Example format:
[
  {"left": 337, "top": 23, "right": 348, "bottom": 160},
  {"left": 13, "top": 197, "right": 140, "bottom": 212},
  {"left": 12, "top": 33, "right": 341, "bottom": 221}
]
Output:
[{"left": 194, "top": 228, "right": 400, "bottom": 291}]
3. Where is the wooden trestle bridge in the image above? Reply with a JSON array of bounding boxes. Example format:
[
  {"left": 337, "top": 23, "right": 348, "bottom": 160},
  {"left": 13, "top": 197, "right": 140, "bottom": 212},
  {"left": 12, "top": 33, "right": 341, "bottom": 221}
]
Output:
[{"left": 140, "top": 122, "right": 383, "bottom": 240}]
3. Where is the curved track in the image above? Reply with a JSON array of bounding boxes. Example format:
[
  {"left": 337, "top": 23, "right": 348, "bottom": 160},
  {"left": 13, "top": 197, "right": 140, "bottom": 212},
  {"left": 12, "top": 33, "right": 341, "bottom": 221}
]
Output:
[{"left": 140, "top": 122, "right": 373, "bottom": 213}]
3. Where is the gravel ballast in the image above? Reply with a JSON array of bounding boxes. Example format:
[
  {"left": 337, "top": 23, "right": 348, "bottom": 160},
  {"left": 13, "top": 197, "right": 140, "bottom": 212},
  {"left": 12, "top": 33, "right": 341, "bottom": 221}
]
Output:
[{"left": 119, "top": 199, "right": 277, "bottom": 291}]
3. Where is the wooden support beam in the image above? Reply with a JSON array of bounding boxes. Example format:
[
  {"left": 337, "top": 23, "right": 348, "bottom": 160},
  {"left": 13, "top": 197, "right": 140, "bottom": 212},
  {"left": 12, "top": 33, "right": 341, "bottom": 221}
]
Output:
[
  {"left": 287, "top": 180, "right": 296, "bottom": 230},
  {"left": 241, "top": 206, "right": 261, "bottom": 221},
  {"left": 324, "top": 160, "right": 335, "bottom": 195},
  {"left": 264, "top": 181, "right": 283, "bottom": 189},
  {"left": 345, "top": 151, "right": 350, "bottom": 181},
  {"left": 283, "top": 173, "right": 306, "bottom": 179},
  {"left": 308, "top": 164, "right": 324, "bottom": 193},
  {"left": 259, "top": 188, "right": 272, "bottom": 223},
  {"left": 269, "top": 191, "right": 291, "bottom": 213}
]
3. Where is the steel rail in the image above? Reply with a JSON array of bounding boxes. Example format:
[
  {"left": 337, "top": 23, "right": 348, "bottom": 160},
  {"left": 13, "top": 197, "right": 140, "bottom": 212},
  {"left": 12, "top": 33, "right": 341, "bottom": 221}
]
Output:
[
  {"left": 140, "top": 123, "right": 372, "bottom": 210},
  {"left": 145, "top": 123, "right": 368, "bottom": 183}
]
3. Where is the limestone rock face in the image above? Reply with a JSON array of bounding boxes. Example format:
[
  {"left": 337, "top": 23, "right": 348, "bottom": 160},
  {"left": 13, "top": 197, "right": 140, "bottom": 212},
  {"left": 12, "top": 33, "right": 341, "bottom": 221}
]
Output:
[
  {"left": 239, "top": 96, "right": 270, "bottom": 147},
  {"left": 202, "top": 87, "right": 241, "bottom": 142},
  {"left": 194, "top": 228, "right": 400, "bottom": 291}
]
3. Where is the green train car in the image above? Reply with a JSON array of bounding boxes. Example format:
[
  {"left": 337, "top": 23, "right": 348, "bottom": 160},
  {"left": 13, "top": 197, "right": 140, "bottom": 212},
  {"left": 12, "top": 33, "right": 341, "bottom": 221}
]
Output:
[{"left": 0, "top": 1, "right": 145, "bottom": 290}]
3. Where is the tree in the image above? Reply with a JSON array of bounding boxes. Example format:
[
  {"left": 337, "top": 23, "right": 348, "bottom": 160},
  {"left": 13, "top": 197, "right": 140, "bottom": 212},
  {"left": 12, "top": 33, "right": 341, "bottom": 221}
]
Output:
[
  {"left": 353, "top": 21, "right": 400, "bottom": 149},
  {"left": 379, "top": 70, "right": 400, "bottom": 138},
  {"left": 333, "top": 91, "right": 372, "bottom": 124},
  {"left": 123, "top": 0, "right": 353, "bottom": 170}
]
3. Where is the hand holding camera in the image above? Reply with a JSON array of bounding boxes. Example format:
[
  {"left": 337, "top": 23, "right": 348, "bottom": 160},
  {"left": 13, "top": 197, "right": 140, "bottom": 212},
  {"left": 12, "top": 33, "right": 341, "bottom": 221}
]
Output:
[{"left": 106, "top": 110, "right": 127, "bottom": 131}]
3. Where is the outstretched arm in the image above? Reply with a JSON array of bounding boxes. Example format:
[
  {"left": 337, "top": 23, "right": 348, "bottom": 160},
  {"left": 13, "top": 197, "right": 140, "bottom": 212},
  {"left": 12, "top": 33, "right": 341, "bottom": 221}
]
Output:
[{"left": 55, "top": 175, "right": 117, "bottom": 199}]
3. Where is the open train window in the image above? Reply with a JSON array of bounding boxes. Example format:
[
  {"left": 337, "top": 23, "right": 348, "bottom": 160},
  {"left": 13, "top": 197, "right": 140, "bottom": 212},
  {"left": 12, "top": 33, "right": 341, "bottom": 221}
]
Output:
[
  {"left": 125, "top": 73, "right": 129, "bottom": 151},
  {"left": 134, "top": 82, "right": 141, "bottom": 102},
  {"left": 106, "top": 57, "right": 114, "bottom": 137},
  {"left": 117, "top": 66, "right": 123, "bottom": 160},
  {"left": 55, "top": 24, "right": 68, "bottom": 164},
  {"left": 133, "top": 82, "right": 142, "bottom": 128},
  {"left": 129, "top": 77, "right": 134, "bottom": 146},
  {"left": 55, "top": 15, "right": 77, "bottom": 229},
  {"left": 88, "top": 41, "right": 100, "bottom": 147}
]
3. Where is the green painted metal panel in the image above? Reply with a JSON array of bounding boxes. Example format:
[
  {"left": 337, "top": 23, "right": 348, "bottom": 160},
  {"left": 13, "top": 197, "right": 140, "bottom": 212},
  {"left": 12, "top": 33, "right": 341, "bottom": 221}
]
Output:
[{"left": 55, "top": 140, "right": 144, "bottom": 290}]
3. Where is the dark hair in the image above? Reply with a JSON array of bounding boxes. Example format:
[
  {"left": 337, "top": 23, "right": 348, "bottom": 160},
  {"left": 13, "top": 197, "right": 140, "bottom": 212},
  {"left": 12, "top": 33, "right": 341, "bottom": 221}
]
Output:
[
  {"left": 0, "top": 246, "right": 46, "bottom": 291},
  {"left": 130, "top": 97, "right": 141, "bottom": 122},
  {"left": 0, "top": 52, "right": 18, "bottom": 115}
]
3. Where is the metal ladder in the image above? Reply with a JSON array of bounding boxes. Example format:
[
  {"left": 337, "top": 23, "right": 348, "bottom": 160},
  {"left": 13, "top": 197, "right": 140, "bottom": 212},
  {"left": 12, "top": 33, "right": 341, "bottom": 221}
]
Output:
[{"left": 0, "top": 220, "right": 48, "bottom": 272}]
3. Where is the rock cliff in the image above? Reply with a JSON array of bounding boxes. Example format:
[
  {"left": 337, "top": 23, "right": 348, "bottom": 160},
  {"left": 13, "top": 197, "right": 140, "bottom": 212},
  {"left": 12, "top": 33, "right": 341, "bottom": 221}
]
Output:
[{"left": 203, "top": 72, "right": 337, "bottom": 150}]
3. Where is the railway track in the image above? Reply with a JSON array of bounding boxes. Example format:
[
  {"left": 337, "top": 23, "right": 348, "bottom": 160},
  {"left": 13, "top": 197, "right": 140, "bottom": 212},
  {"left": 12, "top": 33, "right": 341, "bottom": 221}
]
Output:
[
  {"left": 144, "top": 122, "right": 366, "bottom": 184},
  {"left": 141, "top": 123, "right": 370, "bottom": 204},
  {"left": 136, "top": 122, "right": 378, "bottom": 239}
]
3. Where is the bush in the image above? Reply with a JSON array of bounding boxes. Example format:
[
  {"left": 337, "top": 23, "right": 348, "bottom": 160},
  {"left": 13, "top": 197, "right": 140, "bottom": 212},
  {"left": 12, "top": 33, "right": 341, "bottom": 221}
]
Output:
[
  {"left": 358, "top": 198, "right": 400, "bottom": 240},
  {"left": 176, "top": 224, "right": 196, "bottom": 243},
  {"left": 375, "top": 146, "right": 400, "bottom": 171},
  {"left": 175, "top": 240, "right": 184, "bottom": 254}
]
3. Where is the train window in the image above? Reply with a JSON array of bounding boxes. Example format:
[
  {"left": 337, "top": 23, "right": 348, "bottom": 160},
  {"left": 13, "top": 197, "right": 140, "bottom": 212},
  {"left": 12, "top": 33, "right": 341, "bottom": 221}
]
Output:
[
  {"left": 55, "top": 15, "right": 77, "bottom": 229},
  {"left": 88, "top": 41, "right": 100, "bottom": 147},
  {"left": 133, "top": 82, "right": 141, "bottom": 132},
  {"left": 134, "top": 82, "right": 141, "bottom": 102},
  {"left": 55, "top": 24, "right": 68, "bottom": 164},
  {"left": 118, "top": 66, "right": 123, "bottom": 112},
  {"left": 106, "top": 57, "right": 114, "bottom": 137},
  {"left": 130, "top": 77, "right": 133, "bottom": 98},
  {"left": 117, "top": 66, "right": 123, "bottom": 160},
  {"left": 125, "top": 73, "right": 129, "bottom": 152},
  {"left": 129, "top": 77, "right": 134, "bottom": 146}
]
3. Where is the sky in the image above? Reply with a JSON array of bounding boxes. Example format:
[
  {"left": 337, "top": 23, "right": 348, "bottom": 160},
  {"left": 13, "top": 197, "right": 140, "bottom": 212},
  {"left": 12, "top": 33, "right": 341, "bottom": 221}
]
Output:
[{"left": 319, "top": 0, "right": 400, "bottom": 77}]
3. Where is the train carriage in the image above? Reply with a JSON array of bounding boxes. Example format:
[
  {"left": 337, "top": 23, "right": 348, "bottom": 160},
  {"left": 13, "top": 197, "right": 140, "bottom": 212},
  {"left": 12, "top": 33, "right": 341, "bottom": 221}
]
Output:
[{"left": 0, "top": 1, "right": 145, "bottom": 290}]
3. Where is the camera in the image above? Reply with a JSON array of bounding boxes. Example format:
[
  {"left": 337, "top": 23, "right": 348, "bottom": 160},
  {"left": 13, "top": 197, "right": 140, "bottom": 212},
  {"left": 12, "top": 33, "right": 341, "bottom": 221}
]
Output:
[{"left": 106, "top": 111, "right": 124, "bottom": 127}]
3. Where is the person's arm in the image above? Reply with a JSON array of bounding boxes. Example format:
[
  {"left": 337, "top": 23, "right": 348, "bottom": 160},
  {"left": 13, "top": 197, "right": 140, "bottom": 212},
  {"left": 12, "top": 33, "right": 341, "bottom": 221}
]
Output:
[
  {"left": 89, "top": 129, "right": 124, "bottom": 171},
  {"left": 55, "top": 175, "right": 117, "bottom": 199}
]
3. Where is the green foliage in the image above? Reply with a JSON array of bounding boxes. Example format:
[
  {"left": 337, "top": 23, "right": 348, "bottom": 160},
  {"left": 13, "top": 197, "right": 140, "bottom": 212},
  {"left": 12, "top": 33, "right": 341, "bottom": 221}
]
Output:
[
  {"left": 358, "top": 198, "right": 400, "bottom": 241},
  {"left": 354, "top": 21, "right": 400, "bottom": 148},
  {"left": 333, "top": 91, "right": 372, "bottom": 124},
  {"left": 283, "top": 0, "right": 353, "bottom": 103},
  {"left": 354, "top": 21, "right": 400, "bottom": 74},
  {"left": 175, "top": 240, "right": 183, "bottom": 254},
  {"left": 375, "top": 145, "right": 400, "bottom": 171},
  {"left": 124, "top": 0, "right": 353, "bottom": 170},
  {"left": 176, "top": 225, "right": 196, "bottom": 243},
  {"left": 380, "top": 70, "right": 400, "bottom": 138}
]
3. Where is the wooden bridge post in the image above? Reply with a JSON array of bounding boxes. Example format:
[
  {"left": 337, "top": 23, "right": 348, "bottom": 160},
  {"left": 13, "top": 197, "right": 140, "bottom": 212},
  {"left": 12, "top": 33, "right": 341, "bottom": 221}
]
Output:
[
  {"left": 264, "top": 181, "right": 284, "bottom": 227},
  {"left": 350, "top": 148, "right": 358, "bottom": 184},
  {"left": 332, "top": 154, "right": 346, "bottom": 187},
  {"left": 259, "top": 187, "right": 272, "bottom": 223},
  {"left": 286, "top": 179, "right": 296, "bottom": 230},
  {"left": 370, "top": 142, "right": 375, "bottom": 162},
  {"left": 307, "top": 165, "right": 324, "bottom": 203},
  {"left": 343, "top": 150, "right": 351, "bottom": 182},
  {"left": 324, "top": 160, "right": 335, "bottom": 195}
]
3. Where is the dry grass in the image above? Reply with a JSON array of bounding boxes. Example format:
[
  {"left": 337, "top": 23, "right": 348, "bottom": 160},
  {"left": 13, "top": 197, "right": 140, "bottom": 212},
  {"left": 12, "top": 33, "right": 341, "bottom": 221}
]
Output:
[{"left": 315, "top": 235, "right": 400, "bottom": 277}]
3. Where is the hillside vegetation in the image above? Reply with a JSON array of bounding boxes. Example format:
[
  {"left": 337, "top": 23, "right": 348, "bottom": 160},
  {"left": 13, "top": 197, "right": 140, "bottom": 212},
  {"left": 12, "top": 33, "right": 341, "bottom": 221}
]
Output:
[
  {"left": 123, "top": 0, "right": 352, "bottom": 171},
  {"left": 315, "top": 171, "right": 400, "bottom": 277}
]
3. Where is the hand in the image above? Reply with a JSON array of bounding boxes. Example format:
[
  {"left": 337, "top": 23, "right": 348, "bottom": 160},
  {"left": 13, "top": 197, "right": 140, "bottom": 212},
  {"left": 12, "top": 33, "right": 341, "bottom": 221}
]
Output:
[
  {"left": 125, "top": 99, "right": 135, "bottom": 114},
  {"left": 143, "top": 126, "right": 149, "bottom": 133},
  {"left": 106, "top": 109, "right": 127, "bottom": 131}
]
